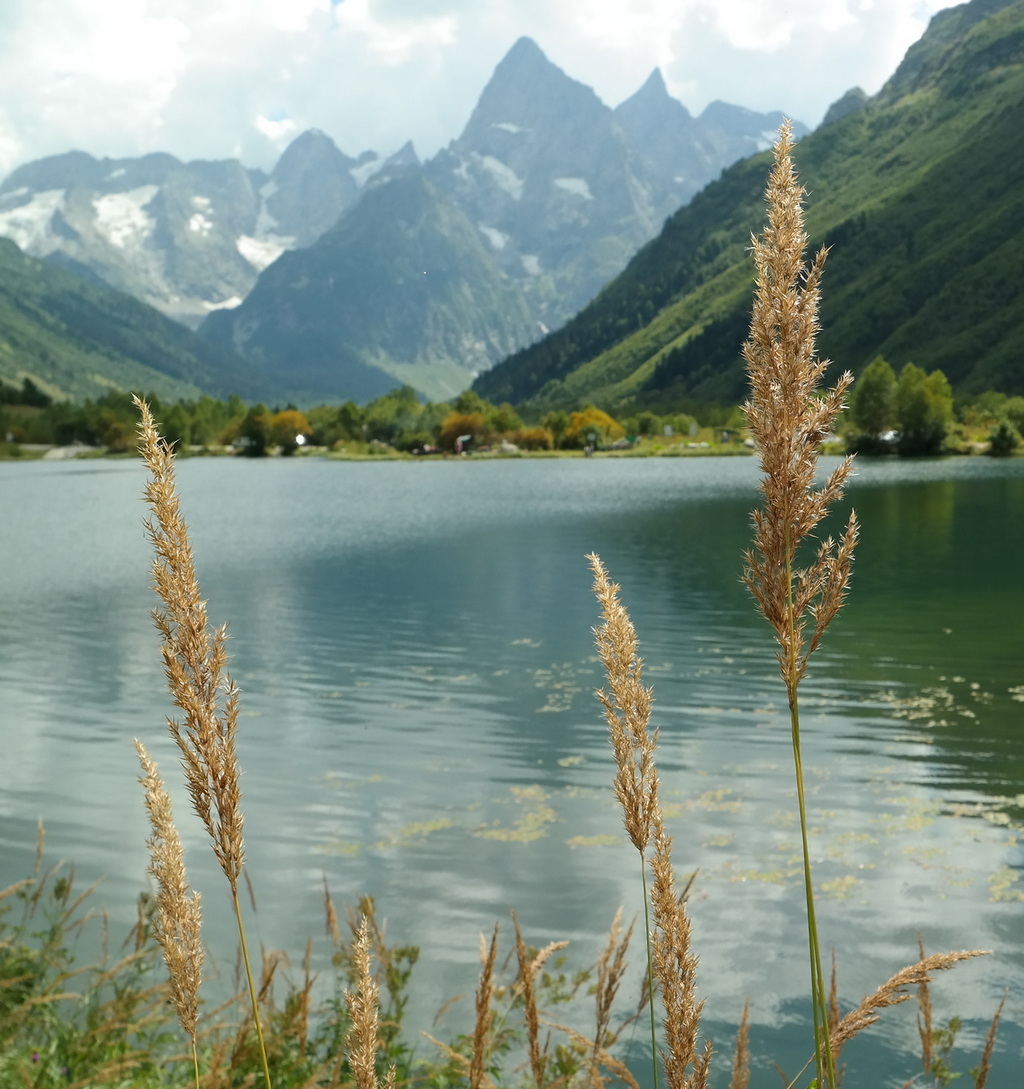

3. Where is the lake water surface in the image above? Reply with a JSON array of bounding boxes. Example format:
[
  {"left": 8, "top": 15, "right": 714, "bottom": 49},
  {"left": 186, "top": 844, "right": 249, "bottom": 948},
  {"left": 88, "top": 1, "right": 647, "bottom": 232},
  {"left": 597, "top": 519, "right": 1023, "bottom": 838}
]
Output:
[{"left": 2, "top": 454, "right": 1023, "bottom": 1086}]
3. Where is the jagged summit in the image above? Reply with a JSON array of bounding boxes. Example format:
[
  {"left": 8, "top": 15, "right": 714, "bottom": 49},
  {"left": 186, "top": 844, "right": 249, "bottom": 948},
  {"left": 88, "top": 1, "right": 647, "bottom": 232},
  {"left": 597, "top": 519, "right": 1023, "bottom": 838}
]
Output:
[
  {"left": 459, "top": 36, "right": 605, "bottom": 146},
  {"left": 473, "top": 0, "right": 1024, "bottom": 412},
  {"left": 618, "top": 69, "right": 686, "bottom": 112},
  {"left": 615, "top": 69, "right": 695, "bottom": 140},
  {"left": 263, "top": 130, "right": 360, "bottom": 246}
]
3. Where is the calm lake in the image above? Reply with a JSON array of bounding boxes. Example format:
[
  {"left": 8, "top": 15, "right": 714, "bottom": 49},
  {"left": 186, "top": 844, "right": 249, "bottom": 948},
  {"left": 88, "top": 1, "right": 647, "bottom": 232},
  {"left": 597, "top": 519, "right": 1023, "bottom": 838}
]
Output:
[{"left": 2, "top": 453, "right": 1023, "bottom": 1086}]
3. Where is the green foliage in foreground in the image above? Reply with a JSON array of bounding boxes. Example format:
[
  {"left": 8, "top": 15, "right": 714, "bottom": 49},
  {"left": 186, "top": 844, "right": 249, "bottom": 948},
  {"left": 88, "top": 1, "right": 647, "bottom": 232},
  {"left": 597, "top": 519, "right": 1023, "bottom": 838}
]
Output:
[
  {"left": 0, "top": 858, "right": 631, "bottom": 1089},
  {"left": 0, "top": 840, "right": 1002, "bottom": 1089}
]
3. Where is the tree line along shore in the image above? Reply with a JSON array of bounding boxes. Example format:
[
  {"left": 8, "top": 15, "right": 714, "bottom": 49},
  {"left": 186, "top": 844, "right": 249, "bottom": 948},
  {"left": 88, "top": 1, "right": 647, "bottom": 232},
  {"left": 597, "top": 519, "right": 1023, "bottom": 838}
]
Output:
[{"left": 2, "top": 358, "right": 1022, "bottom": 461}]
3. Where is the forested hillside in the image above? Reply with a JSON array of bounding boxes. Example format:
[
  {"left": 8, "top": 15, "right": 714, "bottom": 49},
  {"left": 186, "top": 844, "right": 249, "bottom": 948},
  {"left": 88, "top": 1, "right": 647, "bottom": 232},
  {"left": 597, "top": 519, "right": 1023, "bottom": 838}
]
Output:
[{"left": 0, "top": 238, "right": 255, "bottom": 403}]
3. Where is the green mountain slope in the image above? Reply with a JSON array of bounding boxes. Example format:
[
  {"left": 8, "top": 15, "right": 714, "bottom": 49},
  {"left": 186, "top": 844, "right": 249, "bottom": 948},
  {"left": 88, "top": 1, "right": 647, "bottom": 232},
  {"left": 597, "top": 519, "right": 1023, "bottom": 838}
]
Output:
[
  {"left": 474, "top": 0, "right": 1024, "bottom": 412},
  {"left": 0, "top": 237, "right": 256, "bottom": 402}
]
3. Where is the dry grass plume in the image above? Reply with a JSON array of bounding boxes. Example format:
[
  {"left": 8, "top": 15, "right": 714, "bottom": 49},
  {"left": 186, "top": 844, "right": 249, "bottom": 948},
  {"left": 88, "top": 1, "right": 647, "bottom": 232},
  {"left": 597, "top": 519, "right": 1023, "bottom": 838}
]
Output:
[
  {"left": 134, "top": 396, "right": 245, "bottom": 894},
  {"left": 134, "top": 739, "right": 203, "bottom": 1053},
  {"left": 741, "top": 121, "right": 858, "bottom": 693},
  {"left": 589, "top": 552, "right": 709, "bottom": 1089}
]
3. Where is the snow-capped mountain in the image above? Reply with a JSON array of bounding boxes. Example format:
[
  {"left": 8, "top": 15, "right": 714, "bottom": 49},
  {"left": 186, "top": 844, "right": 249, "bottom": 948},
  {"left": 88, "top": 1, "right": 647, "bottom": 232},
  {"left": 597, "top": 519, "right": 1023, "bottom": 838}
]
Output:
[{"left": 0, "top": 134, "right": 414, "bottom": 327}]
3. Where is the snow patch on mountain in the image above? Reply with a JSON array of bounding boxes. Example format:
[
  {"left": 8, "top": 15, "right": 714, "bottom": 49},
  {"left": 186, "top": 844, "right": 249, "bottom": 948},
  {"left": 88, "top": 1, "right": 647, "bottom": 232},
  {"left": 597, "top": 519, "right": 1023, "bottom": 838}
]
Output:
[
  {"left": 479, "top": 155, "right": 523, "bottom": 200},
  {"left": 188, "top": 196, "right": 214, "bottom": 236},
  {"left": 478, "top": 224, "right": 509, "bottom": 250},
  {"left": 203, "top": 295, "right": 243, "bottom": 311},
  {"left": 236, "top": 233, "right": 292, "bottom": 270},
  {"left": 492, "top": 122, "right": 526, "bottom": 134},
  {"left": 93, "top": 186, "right": 158, "bottom": 248},
  {"left": 521, "top": 254, "right": 541, "bottom": 276},
  {"left": 350, "top": 155, "right": 385, "bottom": 188},
  {"left": 553, "top": 177, "right": 593, "bottom": 200},
  {"left": 0, "top": 189, "right": 64, "bottom": 250}
]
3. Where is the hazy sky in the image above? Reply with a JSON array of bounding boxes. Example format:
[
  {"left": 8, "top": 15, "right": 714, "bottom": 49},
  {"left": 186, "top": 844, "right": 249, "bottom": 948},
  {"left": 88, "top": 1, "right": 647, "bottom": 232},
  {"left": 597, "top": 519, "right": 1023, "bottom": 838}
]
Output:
[{"left": 0, "top": 0, "right": 960, "bottom": 178}]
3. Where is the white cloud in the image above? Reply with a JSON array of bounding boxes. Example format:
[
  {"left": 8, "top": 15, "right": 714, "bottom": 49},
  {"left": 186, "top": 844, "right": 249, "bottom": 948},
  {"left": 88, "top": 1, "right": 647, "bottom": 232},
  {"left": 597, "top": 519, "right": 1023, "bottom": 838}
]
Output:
[
  {"left": 255, "top": 114, "right": 299, "bottom": 145},
  {"left": 333, "top": 0, "right": 458, "bottom": 65},
  {"left": 0, "top": 0, "right": 961, "bottom": 179}
]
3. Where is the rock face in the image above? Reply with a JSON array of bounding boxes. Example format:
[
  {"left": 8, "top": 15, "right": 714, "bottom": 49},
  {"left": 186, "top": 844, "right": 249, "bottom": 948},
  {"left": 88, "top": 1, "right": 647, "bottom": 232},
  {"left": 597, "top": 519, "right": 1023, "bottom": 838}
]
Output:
[
  {"left": 202, "top": 173, "right": 536, "bottom": 404},
  {"left": 0, "top": 36, "right": 803, "bottom": 400}
]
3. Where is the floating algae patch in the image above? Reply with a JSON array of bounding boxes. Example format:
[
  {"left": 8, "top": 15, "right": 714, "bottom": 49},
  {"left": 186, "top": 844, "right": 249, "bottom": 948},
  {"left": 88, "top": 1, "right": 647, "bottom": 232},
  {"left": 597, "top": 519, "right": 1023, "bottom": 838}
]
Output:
[
  {"left": 988, "top": 863, "right": 1024, "bottom": 902},
  {"left": 900, "top": 844, "right": 947, "bottom": 865},
  {"left": 723, "top": 860, "right": 802, "bottom": 886},
  {"left": 533, "top": 660, "right": 591, "bottom": 713},
  {"left": 871, "top": 797, "right": 941, "bottom": 833},
  {"left": 826, "top": 830, "right": 880, "bottom": 863},
  {"left": 691, "top": 788, "right": 745, "bottom": 814},
  {"left": 318, "top": 818, "right": 457, "bottom": 856},
  {"left": 474, "top": 784, "right": 558, "bottom": 842},
  {"left": 819, "top": 874, "right": 861, "bottom": 899},
  {"left": 566, "top": 834, "right": 620, "bottom": 849},
  {"left": 374, "top": 818, "right": 457, "bottom": 850},
  {"left": 320, "top": 839, "right": 362, "bottom": 856}
]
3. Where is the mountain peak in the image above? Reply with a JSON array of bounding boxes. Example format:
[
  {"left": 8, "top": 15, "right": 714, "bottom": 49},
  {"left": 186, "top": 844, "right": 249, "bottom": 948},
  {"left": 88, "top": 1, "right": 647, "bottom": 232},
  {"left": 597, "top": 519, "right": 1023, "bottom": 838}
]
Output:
[
  {"left": 503, "top": 36, "right": 548, "bottom": 68},
  {"left": 615, "top": 68, "right": 693, "bottom": 130},
  {"left": 459, "top": 36, "right": 605, "bottom": 143},
  {"left": 273, "top": 129, "right": 355, "bottom": 179},
  {"left": 629, "top": 68, "right": 670, "bottom": 103}
]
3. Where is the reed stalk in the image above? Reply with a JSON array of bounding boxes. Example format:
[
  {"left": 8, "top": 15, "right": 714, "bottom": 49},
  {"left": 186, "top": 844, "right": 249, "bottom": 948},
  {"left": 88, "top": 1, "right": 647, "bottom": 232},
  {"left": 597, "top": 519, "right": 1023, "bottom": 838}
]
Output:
[
  {"left": 134, "top": 396, "right": 273, "bottom": 1089},
  {"left": 740, "top": 121, "right": 859, "bottom": 1089}
]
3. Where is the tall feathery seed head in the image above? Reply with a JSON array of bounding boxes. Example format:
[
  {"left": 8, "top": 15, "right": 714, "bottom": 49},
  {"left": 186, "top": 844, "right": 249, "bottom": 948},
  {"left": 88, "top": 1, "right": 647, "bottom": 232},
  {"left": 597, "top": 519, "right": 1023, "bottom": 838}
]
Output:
[
  {"left": 135, "top": 396, "right": 246, "bottom": 891},
  {"left": 741, "top": 123, "right": 858, "bottom": 691},
  {"left": 135, "top": 739, "right": 204, "bottom": 1043},
  {"left": 588, "top": 553, "right": 659, "bottom": 853}
]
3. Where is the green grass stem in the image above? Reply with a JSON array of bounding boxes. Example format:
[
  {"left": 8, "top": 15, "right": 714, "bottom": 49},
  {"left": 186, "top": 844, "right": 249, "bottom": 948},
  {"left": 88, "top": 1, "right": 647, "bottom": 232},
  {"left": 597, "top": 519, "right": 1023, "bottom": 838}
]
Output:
[
  {"left": 640, "top": 853, "right": 659, "bottom": 1089},
  {"left": 232, "top": 886, "right": 274, "bottom": 1089}
]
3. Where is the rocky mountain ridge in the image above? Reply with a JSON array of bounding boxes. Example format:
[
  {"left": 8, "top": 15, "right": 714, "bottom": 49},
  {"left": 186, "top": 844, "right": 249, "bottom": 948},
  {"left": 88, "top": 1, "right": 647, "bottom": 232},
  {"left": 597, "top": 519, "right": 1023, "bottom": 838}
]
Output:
[{"left": 199, "top": 37, "right": 801, "bottom": 402}]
